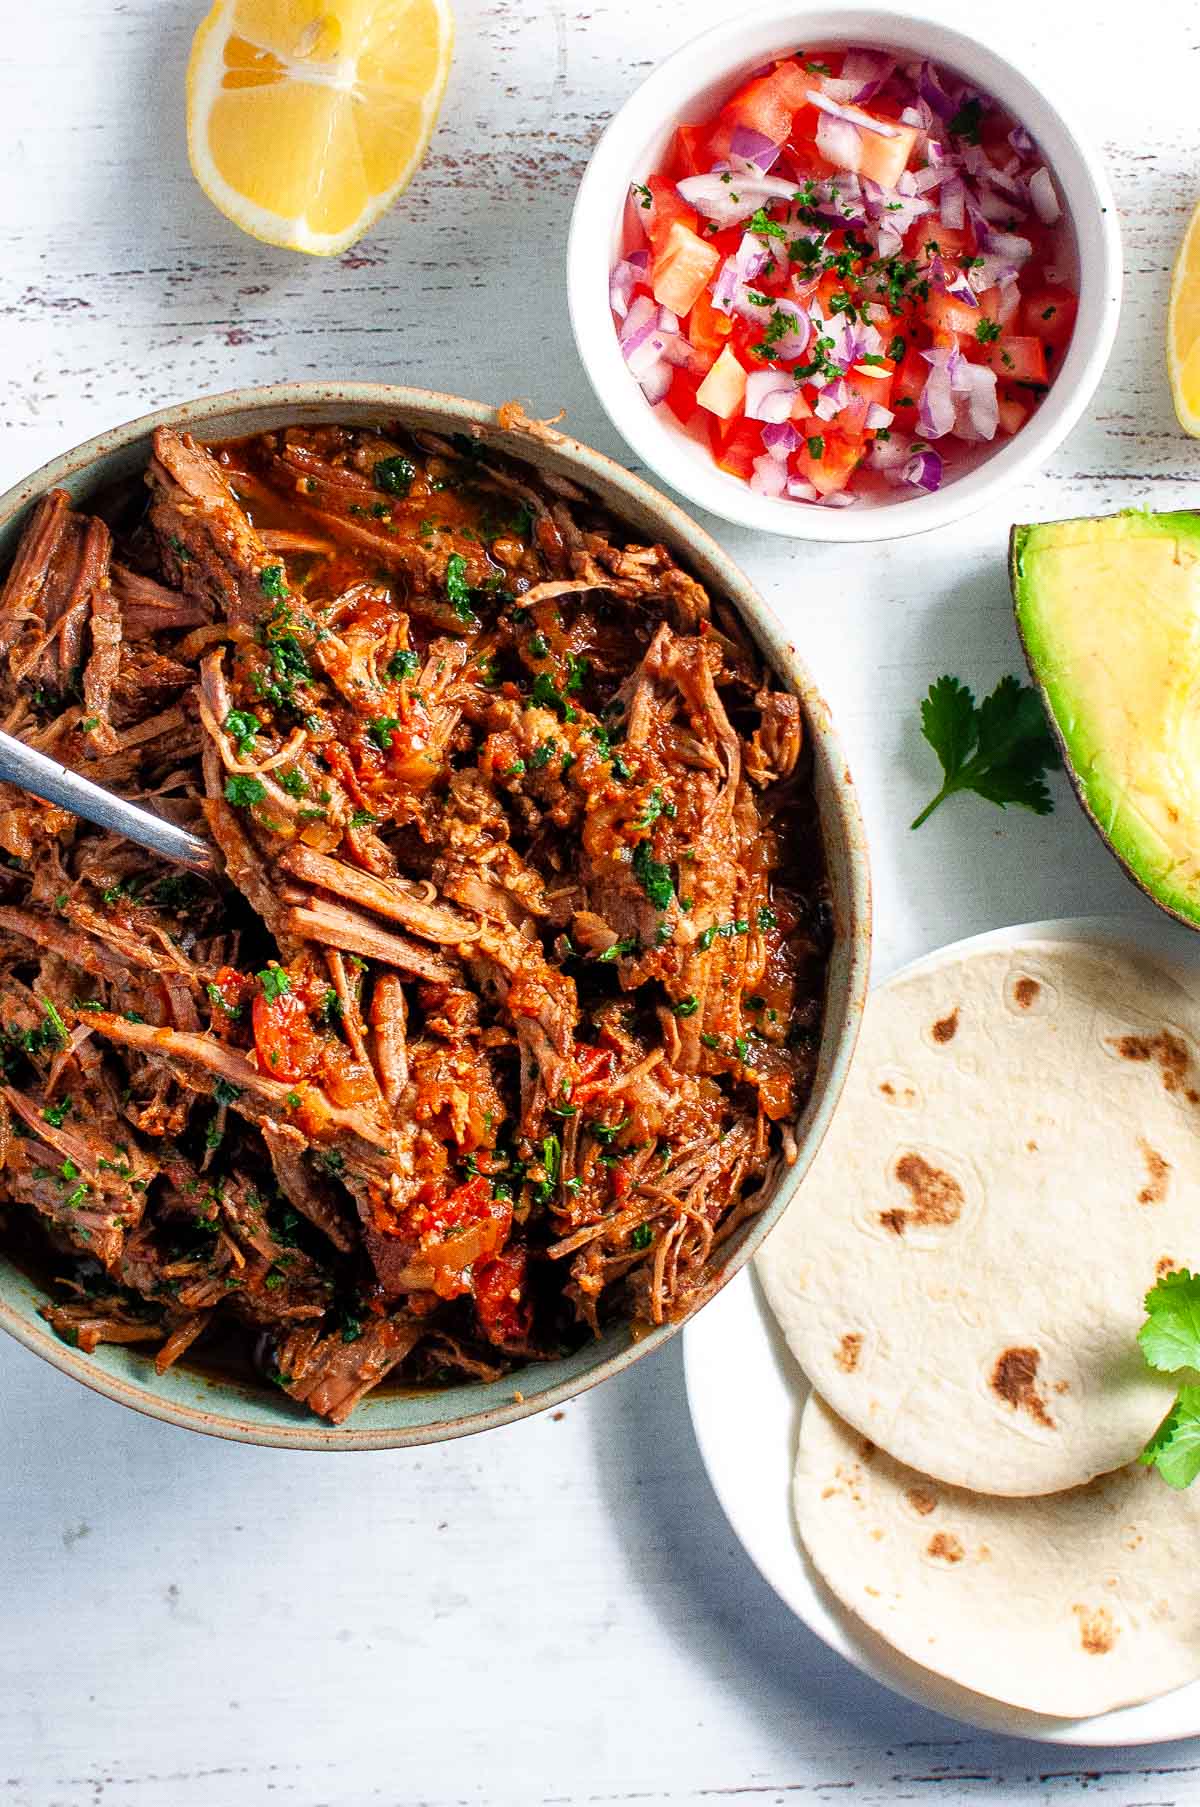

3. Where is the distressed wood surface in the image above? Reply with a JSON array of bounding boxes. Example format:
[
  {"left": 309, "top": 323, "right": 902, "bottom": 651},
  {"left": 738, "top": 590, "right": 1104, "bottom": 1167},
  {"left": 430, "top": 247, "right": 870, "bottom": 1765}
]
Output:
[{"left": 3, "top": 0, "right": 1200, "bottom": 1801}]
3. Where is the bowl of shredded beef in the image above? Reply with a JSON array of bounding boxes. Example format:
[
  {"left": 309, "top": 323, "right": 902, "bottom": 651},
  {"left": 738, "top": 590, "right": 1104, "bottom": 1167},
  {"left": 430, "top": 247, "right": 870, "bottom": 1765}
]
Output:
[{"left": 0, "top": 387, "right": 870, "bottom": 1447}]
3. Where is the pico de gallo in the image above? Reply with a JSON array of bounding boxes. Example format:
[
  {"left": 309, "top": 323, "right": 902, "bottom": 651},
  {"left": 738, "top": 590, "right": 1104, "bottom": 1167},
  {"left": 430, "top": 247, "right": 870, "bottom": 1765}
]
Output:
[{"left": 609, "top": 47, "right": 1077, "bottom": 506}]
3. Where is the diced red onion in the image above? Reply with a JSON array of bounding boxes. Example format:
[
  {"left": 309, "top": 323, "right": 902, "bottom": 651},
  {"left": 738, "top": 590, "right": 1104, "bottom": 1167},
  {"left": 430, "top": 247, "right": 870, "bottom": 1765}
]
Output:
[
  {"left": 977, "top": 183, "right": 1027, "bottom": 224},
  {"left": 911, "top": 164, "right": 945, "bottom": 195},
  {"left": 916, "top": 59, "right": 956, "bottom": 118},
  {"left": 867, "top": 430, "right": 911, "bottom": 471},
  {"left": 957, "top": 363, "right": 999, "bottom": 441},
  {"left": 899, "top": 104, "right": 924, "bottom": 128},
  {"left": 745, "top": 369, "right": 797, "bottom": 423},
  {"left": 1009, "top": 122, "right": 1036, "bottom": 157},
  {"left": 996, "top": 278, "right": 1021, "bottom": 328},
  {"left": 902, "top": 448, "right": 943, "bottom": 491},
  {"left": 917, "top": 353, "right": 957, "bottom": 438},
  {"left": 710, "top": 259, "right": 740, "bottom": 315},
  {"left": 734, "top": 232, "right": 771, "bottom": 280},
  {"left": 676, "top": 170, "right": 797, "bottom": 227},
  {"left": 761, "top": 419, "right": 800, "bottom": 459},
  {"left": 841, "top": 47, "right": 894, "bottom": 103},
  {"left": 729, "top": 126, "right": 783, "bottom": 172},
  {"left": 625, "top": 331, "right": 671, "bottom": 379},
  {"left": 865, "top": 402, "right": 894, "bottom": 430},
  {"left": 816, "top": 110, "right": 863, "bottom": 172},
  {"left": 814, "top": 379, "right": 849, "bottom": 421},
  {"left": 787, "top": 477, "right": 819, "bottom": 500},
  {"left": 609, "top": 251, "right": 649, "bottom": 320},
  {"left": 928, "top": 255, "right": 979, "bottom": 307},
  {"left": 967, "top": 253, "right": 1019, "bottom": 294},
  {"left": 750, "top": 453, "right": 788, "bottom": 498},
  {"left": 938, "top": 173, "right": 965, "bottom": 230},
  {"left": 636, "top": 357, "right": 673, "bottom": 406},
  {"left": 808, "top": 88, "right": 898, "bottom": 136},
  {"left": 1029, "top": 165, "right": 1061, "bottom": 224},
  {"left": 986, "top": 228, "right": 1033, "bottom": 267},
  {"left": 818, "top": 77, "right": 862, "bottom": 105},
  {"left": 980, "top": 160, "right": 1028, "bottom": 207},
  {"left": 619, "top": 293, "right": 659, "bottom": 351},
  {"left": 733, "top": 293, "right": 810, "bottom": 360},
  {"left": 820, "top": 490, "right": 858, "bottom": 508}
]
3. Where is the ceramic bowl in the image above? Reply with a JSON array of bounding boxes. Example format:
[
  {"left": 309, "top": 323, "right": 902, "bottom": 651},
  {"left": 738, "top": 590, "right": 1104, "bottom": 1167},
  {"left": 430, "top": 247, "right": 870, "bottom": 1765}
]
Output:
[
  {"left": 567, "top": 5, "right": 1122, "bottom": 542},
  {"left": 0, "top": 383, "right": 871, "bottom": 1448}
]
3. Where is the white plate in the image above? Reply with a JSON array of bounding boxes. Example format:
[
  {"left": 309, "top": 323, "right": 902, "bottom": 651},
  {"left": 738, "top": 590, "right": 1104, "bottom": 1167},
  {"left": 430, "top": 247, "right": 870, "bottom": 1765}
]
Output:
[{"left": 684, "top": 915, "right": 1200, "bottom": 1744}]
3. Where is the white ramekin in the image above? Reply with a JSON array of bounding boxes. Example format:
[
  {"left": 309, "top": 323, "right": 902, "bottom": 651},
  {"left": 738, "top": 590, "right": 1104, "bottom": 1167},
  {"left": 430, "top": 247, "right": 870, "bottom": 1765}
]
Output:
[{"left": 567, "top": 6, "right": 1122, "bottom": 542}]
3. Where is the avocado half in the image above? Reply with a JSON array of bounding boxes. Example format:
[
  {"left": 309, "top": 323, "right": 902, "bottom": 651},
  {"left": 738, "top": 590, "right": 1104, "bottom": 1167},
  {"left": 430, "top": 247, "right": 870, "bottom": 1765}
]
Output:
[{"left": 1011, "top": 509, "right": 1200, "bottom": 931}]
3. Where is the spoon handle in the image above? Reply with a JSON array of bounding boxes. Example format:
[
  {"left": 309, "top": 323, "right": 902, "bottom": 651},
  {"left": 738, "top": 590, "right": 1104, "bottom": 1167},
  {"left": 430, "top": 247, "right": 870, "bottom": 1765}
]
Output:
[{"left": 0, "top": 729, "right": 216, "bottom": 876}]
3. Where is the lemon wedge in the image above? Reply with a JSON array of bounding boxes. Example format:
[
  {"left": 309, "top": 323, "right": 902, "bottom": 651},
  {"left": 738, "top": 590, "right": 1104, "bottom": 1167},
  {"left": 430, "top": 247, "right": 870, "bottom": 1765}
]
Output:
[
  {"left": 187, "top": 0, "right": 454, "bottom": 256},
  {"left": 1168, "top": 195, "right": 1200, "bottom": 435}
]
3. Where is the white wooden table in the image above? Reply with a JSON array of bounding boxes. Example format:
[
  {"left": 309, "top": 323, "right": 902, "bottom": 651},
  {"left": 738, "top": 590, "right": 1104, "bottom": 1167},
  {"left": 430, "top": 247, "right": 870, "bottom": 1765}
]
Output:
[{"left": 3, "top": 0, "right": 1199, "bottom": 1800}]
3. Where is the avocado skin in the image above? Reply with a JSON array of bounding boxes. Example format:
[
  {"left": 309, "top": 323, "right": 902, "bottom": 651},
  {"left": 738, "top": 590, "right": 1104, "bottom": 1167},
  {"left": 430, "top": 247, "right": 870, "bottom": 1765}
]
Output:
[{"left": 1010, "top": 509, "right": 1200, "bottom": 933}]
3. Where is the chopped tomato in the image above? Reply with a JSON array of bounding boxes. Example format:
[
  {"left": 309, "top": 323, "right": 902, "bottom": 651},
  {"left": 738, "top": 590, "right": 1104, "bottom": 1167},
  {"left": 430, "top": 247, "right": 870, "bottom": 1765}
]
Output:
[
  {"left": 924, "top": 287, "right": 987, "bottom": 338},
  {"left": 892, "top": 346, "right": 928, "bottom": 410},
  {"left": 711, "top": 417, "right": 767, "bottom": 481},
  {"left": 651, "top": 220, "right": 720, "bottom": 317},
  {"left": 1021, "top": 285, "right": 1077, "bottom": 347},
  {"left": 688, "top": 287, "right": 733, "bottom": 360},
  {"left": 792, "top": 430, "right": 862, "bottom": 496},
  {"left": 997, "top": 395, "right": 1029, "bottom": 435},
  {"left": 645, "top": 175, "right": 697, "bottom": 257},
  {"left": 673, "top": 123, "right": 711, "bottom": 178},
  {"left": 667, "top": 367, "right": 704, "bottom": 422},
  {"left": 921, "top": 220, "right": 973, "bottom": 259},
  {"left": 474, "top": 1246, "right": 533, "bottom": 1346},
  {"left": 979, "top": 335, "right": 1049, "bottom": 384},
  {"left": 251, "top": 983, "right": 322, "bottom": 1082},
  {"left": 574, "top": 1044, "right": 614, "bottom": 1100},
  {"left": 208, "top": 965, "right": 252, "bottom": 1036}
]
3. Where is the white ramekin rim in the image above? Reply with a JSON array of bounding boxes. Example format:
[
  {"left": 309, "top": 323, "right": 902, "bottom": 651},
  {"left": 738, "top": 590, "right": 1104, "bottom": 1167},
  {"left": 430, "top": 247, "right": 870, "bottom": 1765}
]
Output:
[{"left": 567, "top": 4, "right": 1122, "bottom": 543}]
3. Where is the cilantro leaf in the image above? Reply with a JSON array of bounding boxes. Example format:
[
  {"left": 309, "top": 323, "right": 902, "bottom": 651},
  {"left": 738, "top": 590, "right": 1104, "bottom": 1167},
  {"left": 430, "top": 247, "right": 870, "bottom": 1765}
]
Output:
[
  {"left": 1139, "top": 1269, "right": 1200, "bottom": 1373},
  {"left": 631, "top": 839, "right": 674, "bottom": 909},
  {"left": 1141, "top": 1386, "right": 1200, "bottom": 1489},
  {"left": 910, "top": 673, "right": 1060, "bottom": 830}
]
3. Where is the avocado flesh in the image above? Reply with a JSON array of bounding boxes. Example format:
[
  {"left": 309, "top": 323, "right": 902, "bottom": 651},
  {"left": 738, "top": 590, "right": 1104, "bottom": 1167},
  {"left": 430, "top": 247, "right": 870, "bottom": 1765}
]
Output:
[{"left": 1012, "top": 510, "right": 1200, "bottom": 929}]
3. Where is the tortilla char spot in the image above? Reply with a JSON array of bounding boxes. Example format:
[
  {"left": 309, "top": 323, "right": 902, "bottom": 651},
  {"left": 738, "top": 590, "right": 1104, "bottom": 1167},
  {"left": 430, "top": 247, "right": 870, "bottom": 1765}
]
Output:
[
  {"left": 857, "top": 1437, "right": 876, "bottom": 1463},
  {"left": 879, "top": 1152, "right": 965, "bottom": 1235},
  {"left": 1138, "top": 1140, "right": 1171, "bottom": 1206},
  {"left": 880, "top": 1081, "right": 895, "bottom": 1097},
  {"left": 926, "top": 1531, "right": 964, "bottom": 1563},
  {"left": 1027, "top": 1139, "right": 1038, "bottom": 1153},
  {"left": 1054, "top": 1379, "right": 1070, "bottom": 1394},
  {"left": 1073, "top": 1603, "right": 1118, "bottom": 1656},
  {"left": 1111, "top": 1028, "right": 1191, "bottom": 1095},
  {"left": 931, "top": 1008, "right": 959, "bottom": 1044},
  {"left": 1014, "top": 977, "right": 1040, "bottom": 1009},
  {"left": 990, "top": 1346, "right": 1055, "bottom": 1429},
  {"left": 1157, "top": 1255, "right": 1179, "bottom": 1278},
  {"left": 905, "top": 1486, "right": 938, "bottom": 1516},
  {"left": 835, "top": 1332, "right": 863, "bottom": 1372}
]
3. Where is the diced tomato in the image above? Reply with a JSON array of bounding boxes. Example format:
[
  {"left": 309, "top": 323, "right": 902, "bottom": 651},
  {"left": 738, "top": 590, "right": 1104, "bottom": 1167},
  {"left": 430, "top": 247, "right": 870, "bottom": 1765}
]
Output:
[
  {"left": 688, "top": 286, "right": 733, "bottom": 360},
  {"left": 924, "top": 287, "right": 987, "bottom": 338},
  {"left": 251, "top": 980, "right": 322, "bottom": 1082},
  {"left": 711, "top": 417, "right": 766, "bottom": 482},
  {"left": 666, "top": 367, "right": 704, "bottom": 425},
  {"left": 208, "top": 965, "right": 252, "bottom": 1036},
  {"left": 645, "top": 174, "right": 698, "bottom": 257},
  {"left": 921, "top": 220, "right": 972, "bottom": 259},
  {"left": 978, "top": 335, "right": 1048, "bottom": 384},
  {"left": 474, "top": 1246, "right": 533, "bottom": 1346},
  {"left": 842, "top": 366, "right": 894, "bottom": 430},
  {"left": 696, "top": 344, "right": 748, "bottom": 420},
  {"left": 791, "top": 430, "right": 862, "bottom": 496},
  {"left": 892, "top": 346, "right": 928, "bottom": 411},
  {"left": 611, "top": 1162, "right": 633, "bottom": 1200},
  {"left": 997, "top": 395, "right": 1029, "bottom": 435},
  {"left": 1021, "top": 285, "right": 1077, "bottom": 348},
  {"left": 651, "top": 220, "right": 720, "bottom": 316},
  {"left": 673, "top": 123, "right": 711, "bottom": 178}
]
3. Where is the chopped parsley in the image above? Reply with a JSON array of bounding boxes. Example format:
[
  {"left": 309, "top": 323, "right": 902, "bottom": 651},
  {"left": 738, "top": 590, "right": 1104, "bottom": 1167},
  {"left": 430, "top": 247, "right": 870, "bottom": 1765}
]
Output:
[
  {"left": 671, "top": 996, "right": 699, "bottom": 1018},
  {"left": 386, "top": 648, "right": 420, "bottom": 682},
  {"left": 374, "top": 455, "right": 416, "bottom": 496},
  {"left": 213, "top": 1078, "right": 242, "bottom": 1105},
  {"left": 807, "top": 435, "right": 825, "bottom": 460},
  {"left": 224, "top": 774, "right": 266, "bottom": 808},
  {"left": 631, "top": 838, "right": 674, "bottom": 910},
  {"left": 630, "top": 1224, "right": 653, "bottom": 1250},
  {"left": 947, "top": 96, "right": 984, "bottom": 144},
  {"left": 366, "top": 716, "right": 401, "bottom": 751},
  {"left": 257, "top": 965, "right": 290, "bottom": 1002},
  {"left": 444, "top": 552, "right": 475, "bottom": 622},
  {"left": 975, "top": 317, "right": 1002, "bottom": 344},
  {"left": 259, "top": 565, "right": 288, "bottom": 600}
]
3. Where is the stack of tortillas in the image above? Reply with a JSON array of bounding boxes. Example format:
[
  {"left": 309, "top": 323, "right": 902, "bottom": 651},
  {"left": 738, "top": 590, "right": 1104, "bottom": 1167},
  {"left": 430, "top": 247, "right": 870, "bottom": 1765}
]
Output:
[{"left": 757, "top": 937, "right": 1200, "bottom": 1720}]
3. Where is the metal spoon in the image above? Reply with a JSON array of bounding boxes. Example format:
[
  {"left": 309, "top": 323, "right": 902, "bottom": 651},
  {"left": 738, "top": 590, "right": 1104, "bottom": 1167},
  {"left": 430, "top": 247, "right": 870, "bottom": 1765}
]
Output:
[{"left": 0, "top": 729, "right": 216, "bottom": 876}]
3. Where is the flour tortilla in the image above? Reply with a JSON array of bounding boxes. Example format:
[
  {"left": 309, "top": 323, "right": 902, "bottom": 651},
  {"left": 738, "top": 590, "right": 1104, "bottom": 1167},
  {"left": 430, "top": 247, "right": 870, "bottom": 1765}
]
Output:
[
  {"left": 757, "top": 940, "right": 1200, "bottom": 1495},
  {"left": 796, "top": 1391, "right": 1200, "bottom": 1718}
]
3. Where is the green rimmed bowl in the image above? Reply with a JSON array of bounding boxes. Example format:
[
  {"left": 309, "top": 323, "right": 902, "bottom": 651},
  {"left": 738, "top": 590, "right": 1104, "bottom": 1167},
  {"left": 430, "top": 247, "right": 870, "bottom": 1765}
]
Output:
[{"left": 0, "top": 383, "right": 871, "bottom": 1448}]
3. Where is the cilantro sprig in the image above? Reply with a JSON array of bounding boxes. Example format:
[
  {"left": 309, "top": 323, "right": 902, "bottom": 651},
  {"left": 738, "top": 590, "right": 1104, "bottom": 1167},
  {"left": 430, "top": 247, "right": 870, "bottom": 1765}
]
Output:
[
  {"left": 1138, "top": 1270, "right": 1200, "bottom": 1488},
  {"left": 910, "top": 674, "right": 1060, "bottom": 830}
]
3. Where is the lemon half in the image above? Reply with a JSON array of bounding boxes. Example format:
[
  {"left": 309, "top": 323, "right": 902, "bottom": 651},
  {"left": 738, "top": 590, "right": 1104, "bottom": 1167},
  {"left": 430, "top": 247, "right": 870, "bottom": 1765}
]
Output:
[{"left": 187, "top": 0, "right": 454, "bottom": 256}]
